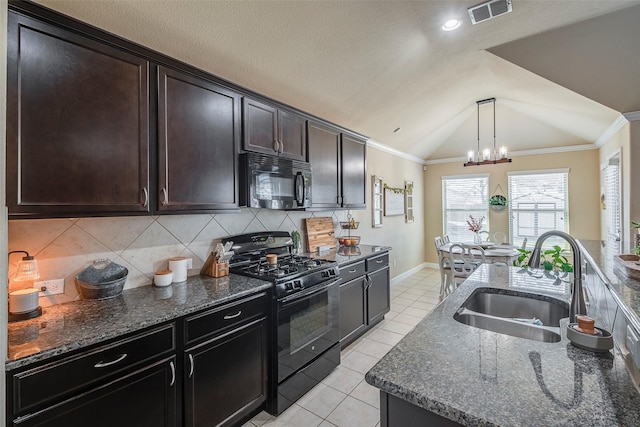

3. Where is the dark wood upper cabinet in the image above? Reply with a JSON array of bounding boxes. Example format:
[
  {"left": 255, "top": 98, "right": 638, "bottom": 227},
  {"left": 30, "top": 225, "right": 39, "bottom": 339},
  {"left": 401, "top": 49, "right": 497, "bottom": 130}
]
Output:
[
  {"left": 307, "top": 121, "right": 341, "bottom": 208},
  {"left": 157, "top": 67, "right": 240, "bottom": 211},
  {"left": 341, "top": 134, "right": 367, "bottom": 209},
  {"left": 243, "top": 98, "right": 306, "bottom": 161},
  {"left": 307, "top": 121, "right": 367, "bottom": 209},
  {"left": 6, "top": 11, "right": 150, "bottom": 217}
]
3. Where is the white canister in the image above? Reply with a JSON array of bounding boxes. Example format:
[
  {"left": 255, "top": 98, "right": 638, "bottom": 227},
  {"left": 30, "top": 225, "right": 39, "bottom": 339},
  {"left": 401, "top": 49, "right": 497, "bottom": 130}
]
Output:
[
  {"left": 153, "top": 270, "right": 173, "bottom": 287},
  {"left": 168, "top": 257, "right": 192, "bottom": 283},
  {"left": 9, "top": 288, "right": 40, "bottom": 314}
]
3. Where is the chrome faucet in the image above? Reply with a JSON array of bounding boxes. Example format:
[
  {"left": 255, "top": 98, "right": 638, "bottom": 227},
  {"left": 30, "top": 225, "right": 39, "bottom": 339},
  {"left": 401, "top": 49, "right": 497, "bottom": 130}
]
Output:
[{"left": 527, "top": 231, "right": 586, "bottom": 323}]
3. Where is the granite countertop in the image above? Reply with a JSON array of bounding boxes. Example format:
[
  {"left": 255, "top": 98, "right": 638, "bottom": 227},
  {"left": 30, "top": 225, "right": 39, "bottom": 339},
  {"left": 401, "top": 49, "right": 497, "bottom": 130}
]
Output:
[
  {"left": 578, "top": 239, "right": 640, "bottom": 332},
  {"left": 311, "top": 244, "right": 391, "bottom": 266},
  {"left": 7, "top": 274, "right": 271, "bottom": 371},
  {"left": 366, "top": 264, "right": 640, "bottom": 426}
]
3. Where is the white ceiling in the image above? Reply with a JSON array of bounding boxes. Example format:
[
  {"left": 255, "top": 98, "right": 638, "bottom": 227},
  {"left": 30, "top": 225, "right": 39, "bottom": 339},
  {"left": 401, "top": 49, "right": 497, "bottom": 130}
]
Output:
[{"left": 35, "top": 0, "right": 640, "bottom": 162}]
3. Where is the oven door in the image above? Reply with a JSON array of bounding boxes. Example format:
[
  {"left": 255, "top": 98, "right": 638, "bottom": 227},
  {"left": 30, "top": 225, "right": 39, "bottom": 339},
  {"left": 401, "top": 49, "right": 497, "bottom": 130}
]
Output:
[{"left": 276, "top": 277, "right": 340, "bottom": 383}]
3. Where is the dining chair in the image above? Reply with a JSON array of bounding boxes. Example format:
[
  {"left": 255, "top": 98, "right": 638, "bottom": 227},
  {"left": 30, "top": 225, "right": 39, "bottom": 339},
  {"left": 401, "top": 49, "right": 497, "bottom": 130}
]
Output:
[
  {"left": 446, "top": 243, "right": 486, "bottom": 293},
  {"left": 442, "top": 235, "right": 450, "bottom": 244},
  {"left": 434, "top": 237, "right": 452, "bottom": 298},
  {"left": 477, "top": 231, "right": 490, "bottom": 242},
  {"left": 491, "top": 231, "right": 506, "bottom": 245}
]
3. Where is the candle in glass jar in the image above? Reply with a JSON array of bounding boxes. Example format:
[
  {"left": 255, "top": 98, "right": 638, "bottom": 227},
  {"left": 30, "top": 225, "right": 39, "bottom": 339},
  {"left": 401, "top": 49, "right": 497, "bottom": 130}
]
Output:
[
  {"left": 482, "top": 148, "right": 491, "bottom": 161},
  {"left": 467, "top": 150, "right": 475, "bottom": 162},
  {"left": 499, "top": 146, "right": 508, "bottom": 159}
]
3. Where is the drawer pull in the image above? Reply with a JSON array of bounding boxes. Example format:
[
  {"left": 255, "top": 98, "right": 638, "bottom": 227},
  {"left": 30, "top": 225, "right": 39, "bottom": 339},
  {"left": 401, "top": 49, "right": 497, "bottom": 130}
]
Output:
[
  {"left": 348, "top": 269, "right": 357, "bottom": 273},
  {"left": 188, "top": 354, "right": 194, "bottom": 378},
  {"left": 376, "top": 260, "right": 384, "bottom": 264},
  {"left": 169, "top": 361, "right": 175, "bottom": 386},
  {"left": 223, "top": 311, "right": 242, "bottom": 320},
  {"left": 94, "top": 353, "right": 127, "bottom": 368}
]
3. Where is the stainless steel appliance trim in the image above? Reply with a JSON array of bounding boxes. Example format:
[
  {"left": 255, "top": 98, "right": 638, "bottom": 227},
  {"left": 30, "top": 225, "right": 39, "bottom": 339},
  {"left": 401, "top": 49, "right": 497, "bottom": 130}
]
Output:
[{"left": 279, "top": 277, "right": 341, "bottom": 304}]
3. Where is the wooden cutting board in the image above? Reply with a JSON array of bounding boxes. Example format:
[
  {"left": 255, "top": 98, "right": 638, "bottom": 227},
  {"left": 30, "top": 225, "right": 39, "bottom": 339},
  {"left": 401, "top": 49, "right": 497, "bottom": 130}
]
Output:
[{"left": 305, "top": 217, "right": 336, "bottom": 252}]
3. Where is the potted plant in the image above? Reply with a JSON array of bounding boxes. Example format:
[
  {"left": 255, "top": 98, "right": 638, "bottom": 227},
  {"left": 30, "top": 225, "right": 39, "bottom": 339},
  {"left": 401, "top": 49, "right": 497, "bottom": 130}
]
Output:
[{"left": 489, "top": 194, "right": 507, "bottom": 211}]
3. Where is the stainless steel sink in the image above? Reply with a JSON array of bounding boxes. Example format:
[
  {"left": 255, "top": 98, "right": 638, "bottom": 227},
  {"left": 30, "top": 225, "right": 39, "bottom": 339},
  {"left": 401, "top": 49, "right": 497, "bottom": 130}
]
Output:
[{"left": 454, "top": 288, "right": 569, "bottom": 343}]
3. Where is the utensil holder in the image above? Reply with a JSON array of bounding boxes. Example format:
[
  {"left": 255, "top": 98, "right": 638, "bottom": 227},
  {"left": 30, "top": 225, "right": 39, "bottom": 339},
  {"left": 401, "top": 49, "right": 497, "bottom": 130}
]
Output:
[{"left": 200, "top": 252, "right": 230, "bottom": 278}]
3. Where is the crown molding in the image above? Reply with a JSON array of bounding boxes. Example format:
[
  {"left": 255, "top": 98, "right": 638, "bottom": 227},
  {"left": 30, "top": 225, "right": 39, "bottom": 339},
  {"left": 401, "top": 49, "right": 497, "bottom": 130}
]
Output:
[
  {"left": 424, "top": 144, "right": 597, "bottom": 165},
  {"left": 623, "top": 110, "right": 640, "bottom": 122},
  {"left": 367, "top": 139, "right": 427, "bottom": 165},
  {"left": 596, "top": 114, "right": 628, "bottom": 147}
]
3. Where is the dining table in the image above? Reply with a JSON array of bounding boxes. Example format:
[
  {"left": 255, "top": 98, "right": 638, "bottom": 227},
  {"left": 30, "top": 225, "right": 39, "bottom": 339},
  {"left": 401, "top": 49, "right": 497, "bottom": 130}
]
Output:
[{"left": 438, "top": 242, "right": 521, "bottom": 265}]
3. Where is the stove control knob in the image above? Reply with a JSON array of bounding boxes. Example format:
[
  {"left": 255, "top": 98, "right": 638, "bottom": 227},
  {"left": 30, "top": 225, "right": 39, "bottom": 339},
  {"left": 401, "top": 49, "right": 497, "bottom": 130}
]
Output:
[
  {"left": 321, "top": 270, "right": 329, "bottom": 278},
  {"left": 293, "top": 280, "right": 302, "bottom": 289},
  {"left": 285, "top": 282, "right": 293, "bottom": 291}
]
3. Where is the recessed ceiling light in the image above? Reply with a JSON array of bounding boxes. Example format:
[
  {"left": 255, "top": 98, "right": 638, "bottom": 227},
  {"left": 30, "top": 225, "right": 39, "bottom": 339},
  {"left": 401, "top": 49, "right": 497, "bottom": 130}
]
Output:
[{"left": 442, "top": 19, "right": 462, "bottom": 31}]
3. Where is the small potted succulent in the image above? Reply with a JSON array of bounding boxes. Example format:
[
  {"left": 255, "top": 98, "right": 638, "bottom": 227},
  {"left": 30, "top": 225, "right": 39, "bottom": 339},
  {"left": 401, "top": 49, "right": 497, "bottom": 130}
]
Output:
[{"left": 489, "top": 194, "right": 508, "bottom": 211}]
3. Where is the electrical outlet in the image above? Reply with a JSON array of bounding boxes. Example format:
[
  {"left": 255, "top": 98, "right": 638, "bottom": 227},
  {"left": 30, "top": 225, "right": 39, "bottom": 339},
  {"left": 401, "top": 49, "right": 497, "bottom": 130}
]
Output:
[{"left": 34, "top": 278, "right": 65, "bottom": 296}]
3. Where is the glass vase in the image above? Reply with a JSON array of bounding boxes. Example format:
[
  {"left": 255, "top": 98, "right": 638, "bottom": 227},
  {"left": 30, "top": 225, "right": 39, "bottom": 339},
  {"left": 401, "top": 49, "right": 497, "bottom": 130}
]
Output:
[{"left": 474, "top": 231, "right": 482, "bottom": 244}]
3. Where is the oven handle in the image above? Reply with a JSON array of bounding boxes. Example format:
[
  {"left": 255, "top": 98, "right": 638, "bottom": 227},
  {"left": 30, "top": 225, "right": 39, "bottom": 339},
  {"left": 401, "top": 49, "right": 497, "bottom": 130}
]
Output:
[{"left": 279, "top": 277, "right": 341, "bottom": 305}]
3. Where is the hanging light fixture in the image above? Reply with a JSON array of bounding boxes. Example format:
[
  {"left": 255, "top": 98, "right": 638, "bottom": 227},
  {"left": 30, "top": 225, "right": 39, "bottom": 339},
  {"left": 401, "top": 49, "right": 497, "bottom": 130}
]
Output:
[{"left": 464, "top": 97, "right": 512, "bottom": 167}]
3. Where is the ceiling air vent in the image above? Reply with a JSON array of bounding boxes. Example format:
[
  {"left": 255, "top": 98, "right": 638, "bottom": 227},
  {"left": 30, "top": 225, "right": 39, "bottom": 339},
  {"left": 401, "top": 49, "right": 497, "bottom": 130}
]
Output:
[{"left": 468, "top": 0, "right": 512, "bottom": 25}]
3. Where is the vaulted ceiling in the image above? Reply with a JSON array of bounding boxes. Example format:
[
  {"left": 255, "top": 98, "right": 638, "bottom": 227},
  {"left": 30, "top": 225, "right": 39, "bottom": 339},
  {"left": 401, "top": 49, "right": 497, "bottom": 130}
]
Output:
[{"left": 35, "top": 0, "right": 640, "bottom": 162}]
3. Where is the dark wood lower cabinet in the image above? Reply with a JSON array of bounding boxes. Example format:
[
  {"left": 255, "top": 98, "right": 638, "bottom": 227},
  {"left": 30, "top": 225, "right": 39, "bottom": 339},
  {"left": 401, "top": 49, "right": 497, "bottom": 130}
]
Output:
[
  {"left": 339, "top": 277, "right": 367, "bottom": 344},
  {"left": 12, "top": 357, "right": 177, "bottom": 427},
  {"left": 339, "top": 252, "right": 391, "bottom": 348},
  {"left": 380, "top": 391, "right": 462, "bottom": 427},
  {"left": 184, "top": 318, "right": 268, "bottom": 427}
]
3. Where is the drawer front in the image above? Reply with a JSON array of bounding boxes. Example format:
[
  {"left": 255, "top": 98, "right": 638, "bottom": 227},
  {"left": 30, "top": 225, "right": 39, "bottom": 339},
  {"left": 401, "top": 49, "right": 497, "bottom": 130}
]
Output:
[
  {"left": 12, "top": 323, "right": 175, "bottom": 415},
  {"left": 185, "top": 292, "right": 267, "bottom": 345},
  {"left": 339, "top": 260, "right": 366, "bottom": 283},
  {"left": 366, "top": 253, "right": 389, "bottom": 273}
]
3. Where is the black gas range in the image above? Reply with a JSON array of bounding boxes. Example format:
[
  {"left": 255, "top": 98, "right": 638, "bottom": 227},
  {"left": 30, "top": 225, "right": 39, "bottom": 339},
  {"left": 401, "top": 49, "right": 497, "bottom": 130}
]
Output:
[{"left": 222, "top": 231, "right": 341, "bottom": 415}]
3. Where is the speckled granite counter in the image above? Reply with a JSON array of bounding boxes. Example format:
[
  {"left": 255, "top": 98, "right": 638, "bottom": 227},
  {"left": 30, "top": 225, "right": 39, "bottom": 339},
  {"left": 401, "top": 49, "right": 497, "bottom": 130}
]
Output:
[
  {"left": 7, "top": 274, "right": 271, "bottom": 371},
  {"left": 311, "top": 244, "right": 391, "bottom": 266},
  {"left": 366, "top": 264, "right": 640, "bottom": 426},
  {"left": 578, "top": 239, "right": 640, "bottom": 332}
]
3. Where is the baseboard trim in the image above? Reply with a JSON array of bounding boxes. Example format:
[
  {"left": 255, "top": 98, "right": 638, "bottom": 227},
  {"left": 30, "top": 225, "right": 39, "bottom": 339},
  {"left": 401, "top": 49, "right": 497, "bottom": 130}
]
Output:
[{"left": 391, "top": 262, "right": 433, "bottom": 285}]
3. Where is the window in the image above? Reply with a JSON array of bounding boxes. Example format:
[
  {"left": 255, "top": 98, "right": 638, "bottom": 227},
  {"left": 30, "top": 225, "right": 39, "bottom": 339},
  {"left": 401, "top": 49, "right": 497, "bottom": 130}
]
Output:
[
  {"left": 602, "top": 153, "right": 622, "bottom": 255},
  {"left": 508, "top": 169, "right": 569, "bottom": 249},
  {"left": 442, "top": 174, "right": 489, "bottom": 242}
]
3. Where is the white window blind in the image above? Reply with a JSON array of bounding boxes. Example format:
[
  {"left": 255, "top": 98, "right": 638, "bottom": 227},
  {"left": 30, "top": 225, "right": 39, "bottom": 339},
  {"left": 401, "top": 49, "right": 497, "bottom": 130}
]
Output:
[
  {"left": 508, "top": 170, "right": 569, "bottom": 249},
  {"left": 603, "top": 157, "right": 621, "bottom": 243},
  {"left": 442, "top": 175, "right": 489, "bottom": 242}
]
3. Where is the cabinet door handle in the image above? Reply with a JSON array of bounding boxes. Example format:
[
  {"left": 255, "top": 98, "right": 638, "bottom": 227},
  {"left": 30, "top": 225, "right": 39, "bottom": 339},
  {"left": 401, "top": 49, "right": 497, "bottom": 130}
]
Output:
[
  {"left": 188, "top": 354, "right": 194, "bottom": 378},
  {"left": 376, "top": 260, "right": 384, "bottom": 264},
  {"left": 223, "top": 311, "right": 242, "bottom": 320},
  {"left": 273, "top": 140, "right": 279, "bottom": 153},
  {"left": 161, "top": 187, "right": 168, "bottom": 206},
  {"left": 141, "top": 187, "right": 149, "bottom": 207},
  {"left": 94, "top": 353, "right": 127, "bottom": 368},
  {"left": 169, "top": 361, "right": 176, "bottom": 386}
]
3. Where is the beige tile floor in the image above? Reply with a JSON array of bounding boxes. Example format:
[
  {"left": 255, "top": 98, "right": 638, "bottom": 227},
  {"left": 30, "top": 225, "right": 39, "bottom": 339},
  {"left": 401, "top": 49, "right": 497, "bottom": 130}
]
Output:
[{"left": 244, "top": 267, "right": 441, "bottom": 427}]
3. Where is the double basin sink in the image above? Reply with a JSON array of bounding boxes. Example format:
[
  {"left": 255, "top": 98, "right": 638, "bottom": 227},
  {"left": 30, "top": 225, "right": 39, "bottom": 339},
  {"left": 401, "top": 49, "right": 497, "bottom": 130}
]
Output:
[{"left": 454, "top": 288, "right": 569, "bottom": 342}]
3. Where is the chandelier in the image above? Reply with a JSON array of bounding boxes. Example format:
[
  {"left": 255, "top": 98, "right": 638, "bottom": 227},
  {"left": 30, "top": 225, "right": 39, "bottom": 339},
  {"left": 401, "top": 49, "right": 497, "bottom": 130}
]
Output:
[{"left": 464, "top": 97, "right": 512, "bottom": 167}]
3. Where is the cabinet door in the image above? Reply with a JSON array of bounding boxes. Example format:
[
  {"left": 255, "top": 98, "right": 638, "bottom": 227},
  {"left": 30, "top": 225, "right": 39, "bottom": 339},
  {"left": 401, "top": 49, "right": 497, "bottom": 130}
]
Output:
[
  {"left": 367, "top": 267, "right": 390, "bottom": 325},
  {"left": 158, "top": 67, "right": 240, "bottom": 211},
  {"left": 6, "top": 12, "right": 150, "bottom": 216},
  {"left": 340, "top": 277, "right": 367, "bottom": 347},
  {"left": 277, "top": 109, "right": 307, "bottom": 161},
  {"left": 13, "top": 357, "right": 177, "bottom": 427},
  {"left": 341, "top": 134, "right": 367, "bottom": 209},
  {"left": 243, "top": 97, "right": 278, "bottom": 155},
  {"left": 308, "top": 121, "right": 341, "bottom": 208},
  {"left": 185, "top": 319, "right": 267, "bottom": 427}
]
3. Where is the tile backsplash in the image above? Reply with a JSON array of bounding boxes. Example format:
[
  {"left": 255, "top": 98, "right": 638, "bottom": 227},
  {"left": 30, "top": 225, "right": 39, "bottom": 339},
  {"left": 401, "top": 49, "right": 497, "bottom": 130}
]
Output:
[{"left": 7, "top": 208, "right": 349, "bottom": 306}]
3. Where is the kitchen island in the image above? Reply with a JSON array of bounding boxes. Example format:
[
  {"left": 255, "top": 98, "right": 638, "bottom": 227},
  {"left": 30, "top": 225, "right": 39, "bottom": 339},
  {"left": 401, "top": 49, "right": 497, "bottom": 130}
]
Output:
[{"left": 366, "top": 264, "right": 640, "bottom": 426}]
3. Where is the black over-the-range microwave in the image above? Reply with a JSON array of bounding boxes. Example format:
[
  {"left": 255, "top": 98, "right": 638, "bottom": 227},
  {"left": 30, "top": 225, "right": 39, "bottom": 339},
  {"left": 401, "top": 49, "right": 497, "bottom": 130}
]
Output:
[{"left": 240, "top": 153, "right": 312, "bottom": 210}]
